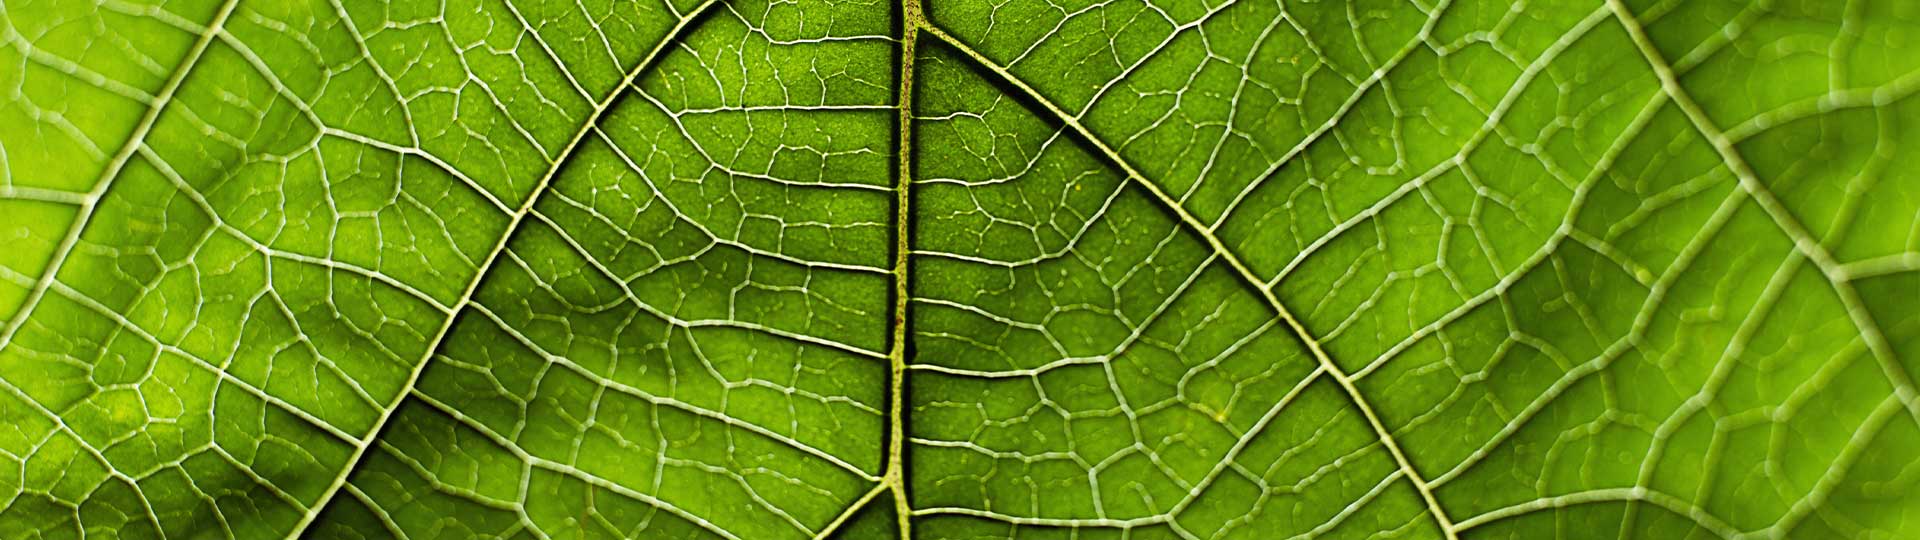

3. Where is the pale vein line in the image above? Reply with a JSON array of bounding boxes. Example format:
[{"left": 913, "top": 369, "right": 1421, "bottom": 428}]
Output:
[
  {"left": 0, "top": 0, "right": 242, "bottom": 353},
  {"left": 406, "top": 390, "right": 748, "bottom": 540},
  {"left": 911, "top": 364, "right": 1327, "bottom": 536},
  {"left": 1606, "top": 0, "right": 1920, "bottom": 422},
  {"left": 885, "top": 1, "right": 926, "bottom": 536},
  {"left": 41, "top": 279, "right": 364, "bottom": 445},
  {"left": 461, "top": 301, "right": 881, "bottom": 481},
  {"left": 1453, "top": 487, "right": 1739, "bottom": 538},
  {"left": 809, "top": 482, "right": 890, "bottom": 540},
  {"left": 284, "top": 1, "right": 726, "bottom": 536},
  {"left": 1210, "top": 0, "right": 1455, "bottom": 230},
  {"left": 0, "top": 185, "right": 90, "bottom": 205},
  {"left": 915, "top": 21, "right": 1461, "bottom": 539}
]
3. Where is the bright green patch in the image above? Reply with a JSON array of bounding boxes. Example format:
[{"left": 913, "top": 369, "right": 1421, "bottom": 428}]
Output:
[{"left": 2, "top": 0, "right": 1916, "bottom": 539}]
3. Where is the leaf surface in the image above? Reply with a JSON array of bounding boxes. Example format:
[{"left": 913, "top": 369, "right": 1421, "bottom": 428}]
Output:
[{"left": 2, "top": 0, "right": 1917, "bottom": 539}]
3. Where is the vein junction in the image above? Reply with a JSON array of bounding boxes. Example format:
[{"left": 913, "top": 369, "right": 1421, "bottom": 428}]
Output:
[{"left": 0, "top": 0, "right": 1915, "bottom": 539}]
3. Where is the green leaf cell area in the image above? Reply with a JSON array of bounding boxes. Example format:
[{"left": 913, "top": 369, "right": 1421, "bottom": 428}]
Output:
[{"left": 1, "top": 0, "right": 1916, "bottom": 538}]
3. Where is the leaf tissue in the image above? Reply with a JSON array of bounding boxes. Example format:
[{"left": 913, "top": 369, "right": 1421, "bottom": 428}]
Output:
[{"left": 1, "top": 0, "right": 1916, "bottom": 538}]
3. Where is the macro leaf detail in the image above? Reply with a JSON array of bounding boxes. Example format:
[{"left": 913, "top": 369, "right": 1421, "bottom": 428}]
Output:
[{"left": 1, "top": 0, "right": 1917, "bottom": 539}]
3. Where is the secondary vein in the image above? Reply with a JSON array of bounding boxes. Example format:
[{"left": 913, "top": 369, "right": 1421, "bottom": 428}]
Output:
[
  {"left": 0, "top": 0, "right": 242, "bottom": 353},
  {"left": 914, "top": 21, "right": 1462, "bottom": 538},
  {"left": 284, "top": 2, "right": 727, "bottom": 536}
]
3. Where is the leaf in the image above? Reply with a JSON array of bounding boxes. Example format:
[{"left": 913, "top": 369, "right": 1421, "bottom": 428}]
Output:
[{"left": 1, "top": 0, "right": 1916, "bottom": 539}]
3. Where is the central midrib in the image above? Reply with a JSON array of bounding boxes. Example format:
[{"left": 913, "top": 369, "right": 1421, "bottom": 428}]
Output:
[
  {"left": 885, "top": 0, "right": 925, "bottom": 537},
  {"left": 306, "top": 2, "right": 1435, "bottom": 538}
]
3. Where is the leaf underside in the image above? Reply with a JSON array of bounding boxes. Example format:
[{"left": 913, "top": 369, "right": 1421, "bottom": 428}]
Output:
[{"left": 1, "top": 0, "right": 1917, "bottom": 539}]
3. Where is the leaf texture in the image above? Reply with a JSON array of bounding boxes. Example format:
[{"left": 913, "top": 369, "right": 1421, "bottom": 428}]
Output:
[{"left": 1, "top": 0, "right": 1917, "bottom": 539}]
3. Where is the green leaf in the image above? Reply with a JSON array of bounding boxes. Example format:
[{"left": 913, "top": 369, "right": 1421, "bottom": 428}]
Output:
[{"left": 2, "top": 0, "right": 1917, "bottom": 539}]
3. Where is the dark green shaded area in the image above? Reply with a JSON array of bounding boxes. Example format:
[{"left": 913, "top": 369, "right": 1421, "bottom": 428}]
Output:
[{"left": 0, "top": 0, "right": 1915, "bottom": 539}]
